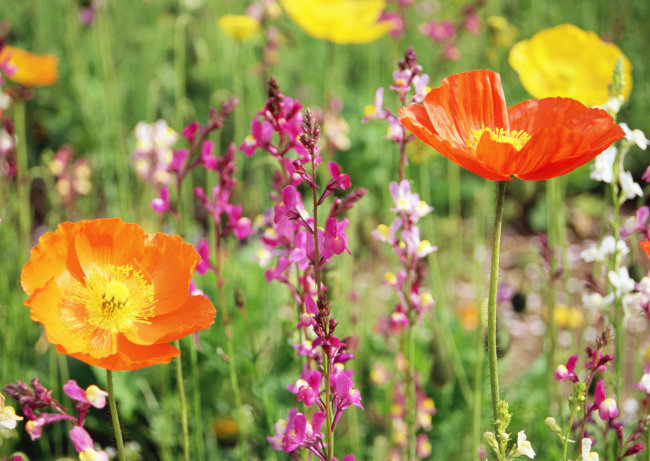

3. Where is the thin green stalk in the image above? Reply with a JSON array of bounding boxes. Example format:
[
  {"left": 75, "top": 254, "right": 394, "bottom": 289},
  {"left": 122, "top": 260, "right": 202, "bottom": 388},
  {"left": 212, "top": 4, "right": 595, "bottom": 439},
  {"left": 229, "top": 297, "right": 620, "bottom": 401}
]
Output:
[
  {"left": 610, "top": 175, "right": 623, "bottom": 404},
  {"left": 14, "top": 99, "right": 30, "bottom": 250},
  {"left": 647, "top": 414, "right": 650, "bottom": 461},
  {"left": 472, "top": 183, "right": 490, "bottom": 458},
  {"left": 487, "top": 181, "right": 507, "bottom": 423},
  {"left": 174, "top": 13, "right": 189, "bottom": 129},
  {"left": 174, "top": 340, "right": 191, "bottom": 461},
  {"left": 215, "top": 229, "right": 248, "bottom": 461},
  {"left": 189, "top": 339, "right": 205, "bottom": 461},
  {"left": 106, "top": 370, "right": 126, "bottom": 461},
  {"left": 405, "top": 319, "right": 416, "bottom": 461},
  {"left": 546, "top": 178, "right": 559, "bottom": 401},
  {"left": 562, "top": 413, "right": 576, "bottom": 461},
  {"left": 448, "top": 161, "right": 462, "bottom": 275}
]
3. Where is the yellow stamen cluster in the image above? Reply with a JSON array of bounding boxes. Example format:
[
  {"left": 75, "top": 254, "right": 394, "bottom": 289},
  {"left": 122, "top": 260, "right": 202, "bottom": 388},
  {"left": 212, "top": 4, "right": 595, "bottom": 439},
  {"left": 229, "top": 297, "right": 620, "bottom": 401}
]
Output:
[
  {"left": 68, "top": 264, "right": 155, "bottom": 350},
  {"left": 466, "top": 126, "right": 531, "bottom": 151}
]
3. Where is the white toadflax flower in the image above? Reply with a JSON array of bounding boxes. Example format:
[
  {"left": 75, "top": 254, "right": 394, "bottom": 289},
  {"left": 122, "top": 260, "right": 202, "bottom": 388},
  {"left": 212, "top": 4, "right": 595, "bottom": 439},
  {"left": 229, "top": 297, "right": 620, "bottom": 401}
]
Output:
[
  {"left": 580, "top": 236, "right": 628, "bottom": 263},
  {"left": 581, "top": 438, "right": 599, "bottom": 461},
  {"left": 619, "top": 171, "right": 643, "bottom": 201},
  {"left": 513, "top": 431, "right": 536, "bottom": 459},
  {"left": 609, "top": 267, "right": 635, "bottom": 297},
  {"left": 620, "top": 123, "right": 649, "bottom": 150},
  {"left": 590, "top": 146, "right": 617, "bottom": 183}
]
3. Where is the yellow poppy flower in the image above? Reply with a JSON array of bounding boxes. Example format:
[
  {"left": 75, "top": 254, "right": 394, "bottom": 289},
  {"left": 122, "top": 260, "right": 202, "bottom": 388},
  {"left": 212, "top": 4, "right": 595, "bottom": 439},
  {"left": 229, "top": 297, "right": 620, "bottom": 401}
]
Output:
[
  {"left": 0, "top": 45, "right": 58, "bottom": 87},
  {"left": 509, "top": 24, "right": 632, "bottom": 107},
  {"left": 218, "top": 14, "right": 261, "bottom": 41},
  {"left": 279, "top": 0, "right": 392, "bottom": 44}
]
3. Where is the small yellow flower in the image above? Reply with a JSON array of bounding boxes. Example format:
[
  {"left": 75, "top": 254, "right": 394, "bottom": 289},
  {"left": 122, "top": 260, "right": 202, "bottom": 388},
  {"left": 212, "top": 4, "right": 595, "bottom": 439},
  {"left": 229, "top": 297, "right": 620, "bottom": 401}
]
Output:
[
  {"left": 509, "top": 24, "right": 632, "bottom": 107},
  {"left": 218, "top": 14, "right": 261, "bottom": 41},
  {"left": 553, "top": 304, "right": 584, "bottom": 329},
  {"left": 279, "top": 0, "right": 392, "bottom": 44}
]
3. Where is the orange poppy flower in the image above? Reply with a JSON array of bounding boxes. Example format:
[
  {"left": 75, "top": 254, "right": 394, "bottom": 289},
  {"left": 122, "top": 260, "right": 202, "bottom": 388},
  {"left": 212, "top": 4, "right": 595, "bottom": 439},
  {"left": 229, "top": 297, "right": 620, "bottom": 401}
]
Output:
[
  {"left": 399, "top": 70, "right": 625, "bottom": 181},
  {"left": 641, "top": 240, "right": 650, "bottom": 259},
  {"left": 21, "top": 218, "right": 216, "bottom": 371},
  {"left": 0, "top": 45, "right": 58, "bottom": 87}
]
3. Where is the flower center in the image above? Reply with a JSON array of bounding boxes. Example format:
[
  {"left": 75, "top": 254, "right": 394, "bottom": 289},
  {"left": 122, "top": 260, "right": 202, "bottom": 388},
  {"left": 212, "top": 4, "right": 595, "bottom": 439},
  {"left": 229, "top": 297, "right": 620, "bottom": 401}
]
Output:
[
  {"left": 66, "top": 264, "right": 155, "bottom": 350},
  {"left": 466, "top": 126, "right": 531, "bottom": 151}
]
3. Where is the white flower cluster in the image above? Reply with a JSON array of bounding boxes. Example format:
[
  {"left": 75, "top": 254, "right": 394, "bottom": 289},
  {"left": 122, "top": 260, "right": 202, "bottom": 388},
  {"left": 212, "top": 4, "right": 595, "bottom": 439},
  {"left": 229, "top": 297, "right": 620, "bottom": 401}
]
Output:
[{"left": 590, "top": 123, "right": 647, "bottom": 202}]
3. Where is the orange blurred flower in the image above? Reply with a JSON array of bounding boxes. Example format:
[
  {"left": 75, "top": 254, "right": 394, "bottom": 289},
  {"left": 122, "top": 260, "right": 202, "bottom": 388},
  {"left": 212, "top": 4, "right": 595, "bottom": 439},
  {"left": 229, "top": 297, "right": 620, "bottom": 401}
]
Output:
[
  {"left": 641, "top": 240, "right": 650, "bottom": 258},
  {"left": 0, "top": 45, "right": 58, "bottom": 87},
  {"left": 21, "top": 218, "right": 216, "bottom": 371},
  {"left": 399, "top": 70, "right": 624, "bottom": 181}
]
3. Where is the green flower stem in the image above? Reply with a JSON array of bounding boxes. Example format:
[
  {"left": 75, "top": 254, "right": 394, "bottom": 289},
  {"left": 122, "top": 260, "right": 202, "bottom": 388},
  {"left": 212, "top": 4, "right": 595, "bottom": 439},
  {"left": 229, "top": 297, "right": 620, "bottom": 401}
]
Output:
[
  {"left": 487, "top": 181, "right": 507, "bottom": 423},
  {"left": 311, "top": 170, "right": 334, "bottom": 461},
  {"left": 214, "top": 227, "right": 248, "bottom": 461},
  {"left": 562, "top": 413, "right": 577, "bottom": 461},
  {"left": 173, "top": 340, "right": 191, "bottom": 461},
  {"left": 106, "top": 369, "right": 126, "bottom": 461},
  {"left": 406, "top": 317, "right": 416, "bottom": 461},
  {"left": 189, "top": 338, "right": 205, "bottom": 461},
  {"left": 610, "top": 156, "right": 623, "bottom": 404},
  {"left": 14, "top": 99, "right": 30, "bottom": 250},
  {"left": 546, "top": 178, "right": 560, "bottom": 400}
]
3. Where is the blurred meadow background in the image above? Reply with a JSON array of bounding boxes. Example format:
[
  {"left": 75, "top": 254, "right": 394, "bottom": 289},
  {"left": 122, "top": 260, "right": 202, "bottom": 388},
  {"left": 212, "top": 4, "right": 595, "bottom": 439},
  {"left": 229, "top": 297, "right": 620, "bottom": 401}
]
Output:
[{"left": 0, "top": 0, "right": 649, "bottom": 460}]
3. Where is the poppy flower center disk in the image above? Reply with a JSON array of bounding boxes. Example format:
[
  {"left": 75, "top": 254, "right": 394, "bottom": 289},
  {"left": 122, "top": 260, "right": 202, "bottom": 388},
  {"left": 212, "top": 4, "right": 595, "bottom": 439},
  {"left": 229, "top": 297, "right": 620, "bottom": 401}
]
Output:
[
  {"left": 69, "top": 264, "right": 155, "bottom": 348},
  {"left": 467, "top": 127, "right": 531, "bottom": 152}
]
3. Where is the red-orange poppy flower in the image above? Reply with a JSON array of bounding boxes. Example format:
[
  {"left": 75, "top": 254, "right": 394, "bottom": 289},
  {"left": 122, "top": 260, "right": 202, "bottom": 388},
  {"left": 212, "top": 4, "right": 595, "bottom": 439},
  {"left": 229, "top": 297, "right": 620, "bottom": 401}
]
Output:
[
  {"left": 0, "top": 45, "right": 58, "bottom": 87},
  {"left": 399, "top": 70, "right": 625, "bottom": 181},
  {"left": 641, "top": 240, "right": 650, "bottom": 259},
  {"left": 21, "top": 218, "right": 216, "bottom": 371}
]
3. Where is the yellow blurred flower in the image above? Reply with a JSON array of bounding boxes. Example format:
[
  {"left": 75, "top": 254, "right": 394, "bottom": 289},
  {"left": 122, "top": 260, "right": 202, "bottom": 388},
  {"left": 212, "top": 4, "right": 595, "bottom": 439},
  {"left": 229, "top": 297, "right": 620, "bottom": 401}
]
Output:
[
  {"left": 553, "top": 304, "right": 584, "bottom": 329},
  {"left": 0, "top": 45, "right": 58, "bottom": 87},
  {"left": 279, "top": 0, "right": 392, "bottom": 44},
  {"left": 218, "top": 14, "right": 261, "bottom": 41},
  {"left": 509, "top": 24, "right": 632, "bottom": 107}
]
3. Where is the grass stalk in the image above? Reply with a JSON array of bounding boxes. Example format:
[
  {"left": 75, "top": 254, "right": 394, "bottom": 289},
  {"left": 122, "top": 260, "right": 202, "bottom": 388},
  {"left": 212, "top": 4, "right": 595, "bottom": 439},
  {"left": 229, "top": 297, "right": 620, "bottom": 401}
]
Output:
[{"left": 14, "top": 99, "right": 30, "bottom": 250}]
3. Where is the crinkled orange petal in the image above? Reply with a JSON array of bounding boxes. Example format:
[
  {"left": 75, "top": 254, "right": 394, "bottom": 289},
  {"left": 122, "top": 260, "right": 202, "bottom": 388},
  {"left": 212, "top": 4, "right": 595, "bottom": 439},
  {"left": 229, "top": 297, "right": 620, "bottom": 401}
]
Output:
[
  {"left": 26, "top": 280, "right": 90, "bottom": 354},
  {"left": 73, "top": 218, "right": 146, "bottom": 275},
  {"left": 0, "top": 45, "right": 58, "bottom": 87},
  {"left": 423, "top": 70, "right": 510, "bottom": 147},
  {"left": 509, "top": 97, "right": 624, "bottom": 179},
  {"left": 509, "top": 97, "right": 624, "bottom": 146},
  {"left": 57, "top": 337, "right": 180, "bottom": 371},
  {"left": 473, "top": 132, "right": 524, "bottom": 177},
  {"left": 21, "top": 221, "right": 85, "bottom": 296},
  {"left": 514, "top": 128, "right": 590, "bottom": 180},
  {"left": 140, "top": 233, "right": 199, "bottom": 316},
  {"left": 399, "top": 102, "right": 508, "bottom": 180},
  {"left": 126, "top": 295, "right": 216, "bottom": 345}
]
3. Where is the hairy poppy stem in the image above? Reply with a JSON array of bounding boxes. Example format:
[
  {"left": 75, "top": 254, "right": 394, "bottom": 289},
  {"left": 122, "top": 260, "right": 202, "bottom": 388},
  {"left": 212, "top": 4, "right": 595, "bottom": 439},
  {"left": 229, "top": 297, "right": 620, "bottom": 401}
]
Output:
[
  {"left": 174, "top": 341, "right": 191, "bottom": 461},
  {"left": 106, "top": 370, "right": 126, "bottom": 461},
  {"left": 487, "top": 181, "right": 507, "bottom": 423}
]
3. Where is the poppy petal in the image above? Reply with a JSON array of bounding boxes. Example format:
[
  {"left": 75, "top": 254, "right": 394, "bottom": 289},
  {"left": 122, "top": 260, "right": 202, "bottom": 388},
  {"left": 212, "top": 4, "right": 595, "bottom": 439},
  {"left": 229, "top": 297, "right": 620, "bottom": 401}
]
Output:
[
  {"left": 58, "top": 338, "right": 180, "bottom": 371},
  {"left": 21, "top": 221, "right": 85, "bottom": 296},
  {"left": 126, "top": 295, "right": 216, "bottom": 345},
  {"left": 140, "top": 233, "right": 200, "bottom": 316},
  {"left": 423, "top": 70, "right": 510, "bottom": 147},
  {"left": 399, "top": 103, "right": 508, "bottom": 180},
  {"left": 73, "top": 218, "right": 145, "bottom": 275}
]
